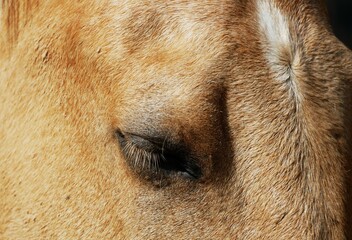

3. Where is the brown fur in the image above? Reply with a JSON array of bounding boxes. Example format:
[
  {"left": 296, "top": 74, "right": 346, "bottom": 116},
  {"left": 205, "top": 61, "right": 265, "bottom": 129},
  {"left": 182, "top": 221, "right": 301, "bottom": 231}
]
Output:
[{"left": 1, "top": 0, "right": 352, "bottom": 239}]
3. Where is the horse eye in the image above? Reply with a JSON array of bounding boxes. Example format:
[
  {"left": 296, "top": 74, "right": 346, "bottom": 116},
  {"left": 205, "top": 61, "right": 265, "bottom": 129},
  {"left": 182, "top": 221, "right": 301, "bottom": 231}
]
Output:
[{"left": 115, "top": 129, "right": 202, "bottom": 182}]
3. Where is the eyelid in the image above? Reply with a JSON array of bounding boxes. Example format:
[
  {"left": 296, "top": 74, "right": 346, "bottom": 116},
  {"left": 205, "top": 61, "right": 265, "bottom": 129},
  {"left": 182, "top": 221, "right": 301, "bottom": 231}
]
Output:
[
  {"left": 115, "top": 129, "right": 202, "bottom": 180},
  {"left": 116, "top": 130, "right": 172, "bottom": 153},
  {"left": 125, "top": 132, "right": 163, "bottom": 152}
]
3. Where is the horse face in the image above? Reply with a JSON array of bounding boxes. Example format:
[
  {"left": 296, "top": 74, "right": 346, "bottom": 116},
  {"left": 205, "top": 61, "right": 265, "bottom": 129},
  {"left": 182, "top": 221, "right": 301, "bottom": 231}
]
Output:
[{"left": 1, "top": 0, "right": 352, "bottom": 239}]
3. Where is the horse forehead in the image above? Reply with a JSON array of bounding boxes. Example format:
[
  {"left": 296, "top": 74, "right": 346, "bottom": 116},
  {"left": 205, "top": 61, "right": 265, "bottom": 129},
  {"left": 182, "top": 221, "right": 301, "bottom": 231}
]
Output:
[
  {"left": 106, "top": 2, "right": 233, "bottom": 64},
  {"left": 103, "top": 4, "right": 234, "bottom": 99}
]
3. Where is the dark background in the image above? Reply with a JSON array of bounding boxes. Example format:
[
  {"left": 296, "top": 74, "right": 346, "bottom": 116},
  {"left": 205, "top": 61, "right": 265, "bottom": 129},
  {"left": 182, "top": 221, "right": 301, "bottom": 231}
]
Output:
[{"left": 327, "top": 0, "right": 352, "bottom": 49}]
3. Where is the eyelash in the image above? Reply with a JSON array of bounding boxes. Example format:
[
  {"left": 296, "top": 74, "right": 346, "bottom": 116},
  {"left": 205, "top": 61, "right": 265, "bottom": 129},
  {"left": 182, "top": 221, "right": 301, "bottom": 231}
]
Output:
[
  {"left": 116, "top": 130, "right": 202, "bottom": 180},
  {"left": 121, "top": 140, "right": 165, "bottom": 172}
]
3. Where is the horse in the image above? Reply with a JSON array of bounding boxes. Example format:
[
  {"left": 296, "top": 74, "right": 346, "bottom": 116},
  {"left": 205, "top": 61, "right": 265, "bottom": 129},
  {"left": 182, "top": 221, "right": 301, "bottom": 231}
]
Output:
[{"left": 1, "top": 0, "right": 351, "bottom": 239}]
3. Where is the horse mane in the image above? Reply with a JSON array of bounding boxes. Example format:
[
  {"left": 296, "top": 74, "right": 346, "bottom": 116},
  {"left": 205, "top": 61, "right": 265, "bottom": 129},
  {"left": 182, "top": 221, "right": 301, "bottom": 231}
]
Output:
[{"left": 1, "top": 0, "right": 40, "bottom": 46}]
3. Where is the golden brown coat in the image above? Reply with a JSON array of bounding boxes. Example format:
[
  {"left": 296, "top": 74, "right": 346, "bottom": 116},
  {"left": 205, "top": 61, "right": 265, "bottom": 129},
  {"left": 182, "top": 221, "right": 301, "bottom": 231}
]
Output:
[{"left": 1, "top": 0, "right": 351, "bottom": 239}]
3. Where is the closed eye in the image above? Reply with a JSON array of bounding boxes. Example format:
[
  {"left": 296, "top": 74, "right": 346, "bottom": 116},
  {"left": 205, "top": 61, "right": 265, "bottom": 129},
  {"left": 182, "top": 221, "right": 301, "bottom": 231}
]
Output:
[{"left": 115, "top": 130, "right": 202, "bottom": 181}]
